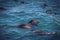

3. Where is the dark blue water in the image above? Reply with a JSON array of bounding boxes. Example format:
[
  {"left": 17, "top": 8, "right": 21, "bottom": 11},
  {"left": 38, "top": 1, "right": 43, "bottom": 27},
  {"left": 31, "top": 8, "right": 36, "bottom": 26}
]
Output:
[{"left": 0, "top": 0, "right": 60, "bottom": 40}]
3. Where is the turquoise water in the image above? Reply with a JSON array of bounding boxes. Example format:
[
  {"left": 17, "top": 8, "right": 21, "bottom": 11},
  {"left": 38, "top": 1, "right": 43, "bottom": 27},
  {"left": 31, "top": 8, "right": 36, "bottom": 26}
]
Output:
[{"left": 0, "top": 0, "right": 60, "bottom": 40}]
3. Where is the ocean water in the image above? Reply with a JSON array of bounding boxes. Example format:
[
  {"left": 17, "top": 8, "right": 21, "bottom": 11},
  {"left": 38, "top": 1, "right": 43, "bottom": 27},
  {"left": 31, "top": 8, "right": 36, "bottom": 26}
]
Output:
[{"left": 0, "top": 0, "right": 60, "bottom": 40}]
